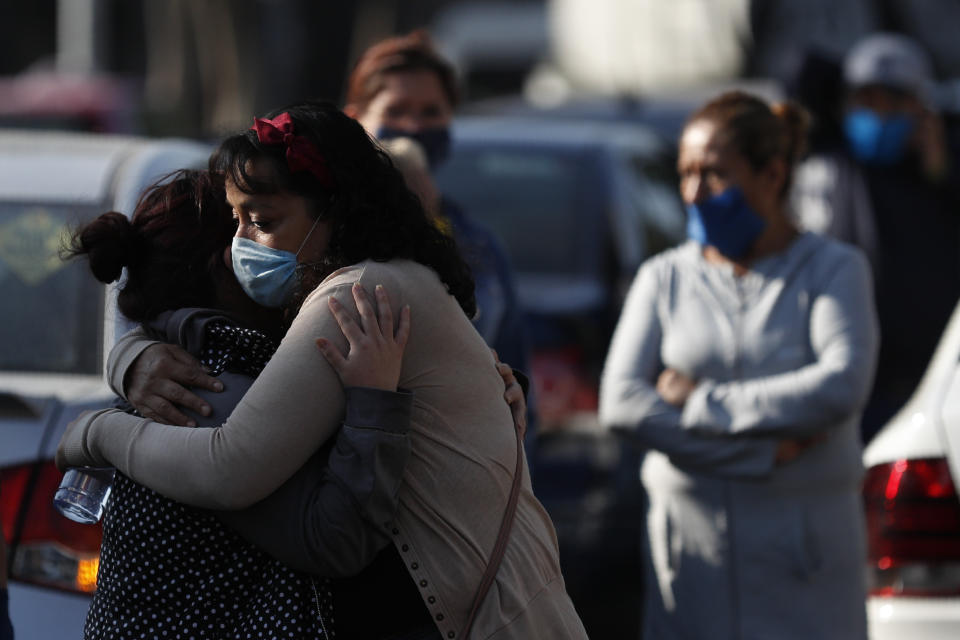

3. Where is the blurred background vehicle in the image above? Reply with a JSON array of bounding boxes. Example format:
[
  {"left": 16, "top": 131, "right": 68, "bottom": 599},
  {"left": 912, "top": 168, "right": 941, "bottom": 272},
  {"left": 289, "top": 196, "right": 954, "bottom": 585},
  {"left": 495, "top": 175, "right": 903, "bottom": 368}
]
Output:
[
  {"left": 435, "top": 115, "right": 687, "bottom": 635},
  {"left": 0, "top": 129, "right": 210, "bottom": 637},
  {"left": 861, "top": 298, "right": 960, "bottom": 639},
  {"left": 431, "top": 0, "right": 549, "bottom": 103},
  {"left": 436, "top": 116, "right": 686, "bottom": 434}
]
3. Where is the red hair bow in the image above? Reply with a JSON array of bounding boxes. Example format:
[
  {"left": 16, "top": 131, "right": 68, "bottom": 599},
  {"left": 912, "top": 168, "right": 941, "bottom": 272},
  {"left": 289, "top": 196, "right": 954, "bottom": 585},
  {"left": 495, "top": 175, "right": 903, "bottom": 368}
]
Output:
[{"left": 251, "top": 113, "right": 335, "bottom": 189}]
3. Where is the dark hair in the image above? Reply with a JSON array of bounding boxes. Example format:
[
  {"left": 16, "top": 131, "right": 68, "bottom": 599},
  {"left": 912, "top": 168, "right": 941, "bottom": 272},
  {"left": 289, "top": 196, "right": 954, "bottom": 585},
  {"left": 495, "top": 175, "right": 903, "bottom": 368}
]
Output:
[
  {"left": 210, "top": 100, "right": 476, "bottom": 316},
  {"left": 687, "top": 91, "right": 810, "bottom": 197},
  {"left": 345, "top": 29, "right": 460, "bottom": 112},
  {"left": 64, "top": 170, "right": 235, "bottom": 323}
]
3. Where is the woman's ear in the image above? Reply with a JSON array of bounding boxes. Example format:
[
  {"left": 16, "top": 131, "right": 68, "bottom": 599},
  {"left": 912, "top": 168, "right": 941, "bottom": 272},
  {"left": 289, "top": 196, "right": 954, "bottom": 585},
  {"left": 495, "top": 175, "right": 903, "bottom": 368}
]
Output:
[
  {"left": 343, "top": 103, "right": 360, "bottom": 119},
  {"left": 763, "top": 156, "right": 788, "bottom": 199}
]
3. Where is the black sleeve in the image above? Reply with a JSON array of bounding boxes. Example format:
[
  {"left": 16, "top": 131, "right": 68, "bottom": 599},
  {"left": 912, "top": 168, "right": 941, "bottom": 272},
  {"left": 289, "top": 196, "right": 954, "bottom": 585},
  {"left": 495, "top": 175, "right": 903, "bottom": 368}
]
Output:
[
  {"left": 0, "top": 588, "right": 12, "bottom": 640},
  {"left": 215, "top": 387, "right": 412, "bottom": 577}
]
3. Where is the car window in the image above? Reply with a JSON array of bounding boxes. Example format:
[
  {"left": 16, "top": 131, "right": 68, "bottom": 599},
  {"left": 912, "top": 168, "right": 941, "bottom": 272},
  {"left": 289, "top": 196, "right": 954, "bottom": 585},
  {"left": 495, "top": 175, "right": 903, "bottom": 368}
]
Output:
[
  {"left": 0, "top": 202, "right": 104, "bottom": 374},
  {"left": 436, "top": 146, "right": 599, "bottom": 275}
]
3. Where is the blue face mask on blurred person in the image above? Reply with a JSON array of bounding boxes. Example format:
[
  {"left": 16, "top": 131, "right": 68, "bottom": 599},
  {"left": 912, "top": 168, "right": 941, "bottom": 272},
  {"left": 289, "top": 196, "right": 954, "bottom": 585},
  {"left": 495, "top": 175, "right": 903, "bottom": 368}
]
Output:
[
  {"left": 686, "top": 186, "right": 767, "bottom": 259},
  {"left": 231, "top": 218, "right": 321, "bottom": 308},
  {"left": 844, "top": 108, "right": 914, "bottom": 166},
  {"left": 376, "top": 126, "right": 451, "bottom": 169}
]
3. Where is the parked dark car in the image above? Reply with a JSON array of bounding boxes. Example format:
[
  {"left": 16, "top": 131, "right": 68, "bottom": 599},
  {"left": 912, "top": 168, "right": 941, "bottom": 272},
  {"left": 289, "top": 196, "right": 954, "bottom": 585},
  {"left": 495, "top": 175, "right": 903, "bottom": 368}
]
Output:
[
  {"left": 437, "top": 116, "right": 685, "bottom": 431},
  {"left": 436, "top": 116, "right": 687, "bottom": 636}
]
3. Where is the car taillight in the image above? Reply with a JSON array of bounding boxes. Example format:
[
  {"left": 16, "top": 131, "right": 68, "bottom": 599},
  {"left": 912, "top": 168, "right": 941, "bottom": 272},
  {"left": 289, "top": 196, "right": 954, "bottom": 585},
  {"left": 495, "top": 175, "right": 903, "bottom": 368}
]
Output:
[
  {"left": 863, "top": 457, "right": 960, "bottom": 597},
  {"left": 1, "top": 461, "right": 101, "bottom": 594},
  {"left": 532, "top": 346, "right": 599, "bottom": 431}
]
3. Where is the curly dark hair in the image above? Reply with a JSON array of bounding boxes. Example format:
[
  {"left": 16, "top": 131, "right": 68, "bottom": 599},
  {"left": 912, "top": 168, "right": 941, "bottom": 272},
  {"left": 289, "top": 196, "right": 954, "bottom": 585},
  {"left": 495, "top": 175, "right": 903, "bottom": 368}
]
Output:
[
  {"left": 210, "top": 99, "right": 476, "bottom": 317},
  {"left": 64, "top": 169, "right": 236, "bottom": 323}
]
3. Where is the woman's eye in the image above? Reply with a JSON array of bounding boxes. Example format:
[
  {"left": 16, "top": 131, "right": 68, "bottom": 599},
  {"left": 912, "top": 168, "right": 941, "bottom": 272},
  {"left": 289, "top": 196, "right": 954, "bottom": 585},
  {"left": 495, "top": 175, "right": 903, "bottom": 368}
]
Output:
[
  {"left": 706, "top": 171, "right": 726, "bottom": 188},
  {"left": 422, "top": 104, "right": 443, "bottom": 119},
  {"left": 251, "top": 219, "right": 270, "bottom": 230},
  {"left": 384, "top": 104, "right": 408, "bottom": 119}
]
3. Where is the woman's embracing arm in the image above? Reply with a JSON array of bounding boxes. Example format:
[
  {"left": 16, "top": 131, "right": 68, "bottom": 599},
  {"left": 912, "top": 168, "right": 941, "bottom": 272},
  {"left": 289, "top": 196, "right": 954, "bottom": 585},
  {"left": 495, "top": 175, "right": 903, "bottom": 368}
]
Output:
[
  {"left": 58, "top": 266, "right": 404, "bottom": 509},
  {"left": 218, "top": 386, "right": 412, "bottom": 576}
]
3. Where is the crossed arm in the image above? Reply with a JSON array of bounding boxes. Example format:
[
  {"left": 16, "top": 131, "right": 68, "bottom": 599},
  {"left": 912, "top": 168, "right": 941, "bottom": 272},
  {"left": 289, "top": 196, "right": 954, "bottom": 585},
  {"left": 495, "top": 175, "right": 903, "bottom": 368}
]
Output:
[{"left": 599, "top": 250, "right": 877, "bottom": 477}]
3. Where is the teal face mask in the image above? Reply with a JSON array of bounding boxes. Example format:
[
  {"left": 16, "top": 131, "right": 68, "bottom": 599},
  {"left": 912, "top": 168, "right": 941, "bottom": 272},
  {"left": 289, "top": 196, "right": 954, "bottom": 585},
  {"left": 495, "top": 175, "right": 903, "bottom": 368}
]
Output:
[
  {"left": 844, "top": 108, "right": 914, "bottom": 166},
  {"left": 231, "top": 217, "right": 320, "bottom": 308}
]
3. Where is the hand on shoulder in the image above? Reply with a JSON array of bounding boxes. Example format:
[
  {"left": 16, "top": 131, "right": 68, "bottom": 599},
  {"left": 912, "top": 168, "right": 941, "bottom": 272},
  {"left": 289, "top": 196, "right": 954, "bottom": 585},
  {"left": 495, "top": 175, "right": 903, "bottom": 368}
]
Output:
[{"left": 316, "top": 283, "right": 411, "bottom": 390}]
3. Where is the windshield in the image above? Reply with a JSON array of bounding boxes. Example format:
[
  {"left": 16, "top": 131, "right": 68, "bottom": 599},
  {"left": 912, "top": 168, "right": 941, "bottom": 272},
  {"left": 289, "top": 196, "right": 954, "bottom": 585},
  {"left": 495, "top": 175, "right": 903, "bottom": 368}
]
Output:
[
  {"left": 436, "top": 146, "right": 599, "bottom": 275},
  {"left": 0, "top": 202, "right": 104, "bottom": 375}
]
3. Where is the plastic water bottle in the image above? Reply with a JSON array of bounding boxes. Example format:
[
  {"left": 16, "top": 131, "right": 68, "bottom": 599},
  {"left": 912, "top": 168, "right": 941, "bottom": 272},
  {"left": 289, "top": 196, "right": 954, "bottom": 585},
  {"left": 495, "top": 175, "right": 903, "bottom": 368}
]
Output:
[{"left": 53, "top": 467, "right": 115, "bottom": 524}]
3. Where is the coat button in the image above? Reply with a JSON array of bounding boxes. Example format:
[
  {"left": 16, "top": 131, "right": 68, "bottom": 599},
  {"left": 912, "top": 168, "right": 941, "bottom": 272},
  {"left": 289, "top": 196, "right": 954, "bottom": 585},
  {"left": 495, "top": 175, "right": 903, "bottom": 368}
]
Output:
[
  {"left": 447, "top": 632, "right": 455, "bottom": 638},
  {"left": 411, "top": 562, "right": 419, "bottom": 570},
  {"left": 401, "top": 544, "right": 409, "bottom": 552},
  {"left": 392, "top": 528, "right": 399, "bottom": 535},
  {"left": 436, "top": 614, "right": 444, "bottom": 622},
  {"left": 419, "top": 579, "right": 428, "bottom": 587},
  {"left": 428, "top": 596, "right": 436, "bottom": 604}
]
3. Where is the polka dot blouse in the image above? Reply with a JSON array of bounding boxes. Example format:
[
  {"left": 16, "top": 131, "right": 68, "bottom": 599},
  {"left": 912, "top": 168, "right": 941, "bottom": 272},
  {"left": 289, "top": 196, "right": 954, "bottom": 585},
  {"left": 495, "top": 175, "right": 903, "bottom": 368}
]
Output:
[{"left": 83, "top": 320, "right": 334, "bottom": 639}]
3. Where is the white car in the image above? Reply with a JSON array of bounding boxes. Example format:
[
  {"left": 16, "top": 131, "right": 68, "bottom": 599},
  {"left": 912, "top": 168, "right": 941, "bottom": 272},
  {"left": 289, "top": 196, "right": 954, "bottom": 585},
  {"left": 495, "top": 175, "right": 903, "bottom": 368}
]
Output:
[
  {"left": 0, "top": 129, "right": 210, "bottom": 637},
  {"left": 863, "top": 299, "right": 960, "bottom": 638}
]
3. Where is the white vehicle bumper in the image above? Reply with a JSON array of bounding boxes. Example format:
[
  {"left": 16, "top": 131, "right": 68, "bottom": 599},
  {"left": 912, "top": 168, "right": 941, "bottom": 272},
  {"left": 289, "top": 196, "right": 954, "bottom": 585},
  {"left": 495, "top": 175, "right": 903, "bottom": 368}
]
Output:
[{"left": 868, "top": 596, "right": 960, "bottom": 639}]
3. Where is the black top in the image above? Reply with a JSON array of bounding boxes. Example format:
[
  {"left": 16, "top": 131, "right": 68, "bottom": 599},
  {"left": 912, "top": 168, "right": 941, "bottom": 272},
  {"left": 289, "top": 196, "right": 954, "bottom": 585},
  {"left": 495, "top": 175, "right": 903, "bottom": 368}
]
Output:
[
  {"left": 84, "top": 315, "right": 333, "bottom": 639},
  {"left": 861, "top": 156, "right": 960, "bottom": 435},
  {"left": 333, "top": 544, "right": 434, "bottom": 638}
]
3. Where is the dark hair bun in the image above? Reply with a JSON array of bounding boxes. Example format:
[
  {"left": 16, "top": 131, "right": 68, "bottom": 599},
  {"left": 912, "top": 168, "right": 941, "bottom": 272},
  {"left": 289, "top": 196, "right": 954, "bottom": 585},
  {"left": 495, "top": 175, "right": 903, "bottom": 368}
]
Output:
[
  {"left": 771, "top": 101, "right": 811, "bottom": 162},
  {"left": 68, "top": 211, "right": 139, "bottom": 283}
]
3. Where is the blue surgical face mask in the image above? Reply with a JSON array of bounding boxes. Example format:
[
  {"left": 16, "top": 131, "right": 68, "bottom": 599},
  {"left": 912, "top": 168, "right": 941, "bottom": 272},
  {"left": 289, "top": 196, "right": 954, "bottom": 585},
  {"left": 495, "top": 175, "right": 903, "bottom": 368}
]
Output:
[
  {"left": 231, "top": 217, "right": 321, "bottom": 308},
  {"left": 376, "top": 126, "right": 451, "bottom": 169},
  {"left": 686, "top": 186, "right": 767, "bottom": 260},
  {"left": 844, "top": 108, "right": 914, "bottom": 166}
]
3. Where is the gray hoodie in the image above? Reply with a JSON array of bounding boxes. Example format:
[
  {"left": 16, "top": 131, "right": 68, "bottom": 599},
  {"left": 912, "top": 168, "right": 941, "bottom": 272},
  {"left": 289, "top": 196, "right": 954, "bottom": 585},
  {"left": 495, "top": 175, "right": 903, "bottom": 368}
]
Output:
[{"left": 600, "top": 233, "right": 878, "bottom": 640}]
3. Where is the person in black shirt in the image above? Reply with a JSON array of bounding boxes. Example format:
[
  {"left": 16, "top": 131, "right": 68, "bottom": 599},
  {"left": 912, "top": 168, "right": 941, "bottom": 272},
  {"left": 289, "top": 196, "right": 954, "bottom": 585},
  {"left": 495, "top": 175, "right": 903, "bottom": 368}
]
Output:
[{"left": 792, "top": 33, "right": 960, "bottom": 442}]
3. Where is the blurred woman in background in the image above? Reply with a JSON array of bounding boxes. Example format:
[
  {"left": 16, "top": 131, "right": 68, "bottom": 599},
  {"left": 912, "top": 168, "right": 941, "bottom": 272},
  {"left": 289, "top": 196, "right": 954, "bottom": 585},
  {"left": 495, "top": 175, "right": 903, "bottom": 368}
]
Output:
[
  {"left": 600, "top": 91, "right": 878, "bottom": 639},
  {"left": 344, "top": 31, "right": 536, "bottom": 446}
]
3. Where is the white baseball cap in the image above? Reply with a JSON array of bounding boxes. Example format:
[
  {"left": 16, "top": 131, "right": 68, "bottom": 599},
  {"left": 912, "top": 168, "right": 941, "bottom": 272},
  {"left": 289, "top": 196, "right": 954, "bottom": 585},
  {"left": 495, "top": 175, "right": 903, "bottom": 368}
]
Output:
[{"left": 844, "top": 33, "right": 934, "bottom": 104}]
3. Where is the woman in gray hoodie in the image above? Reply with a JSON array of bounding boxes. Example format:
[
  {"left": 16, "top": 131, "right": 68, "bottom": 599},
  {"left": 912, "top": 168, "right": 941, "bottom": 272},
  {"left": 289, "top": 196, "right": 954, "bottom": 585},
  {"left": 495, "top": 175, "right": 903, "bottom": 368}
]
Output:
[{"left": 600, "top": 91, "right": 878, "bottom": 639}]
